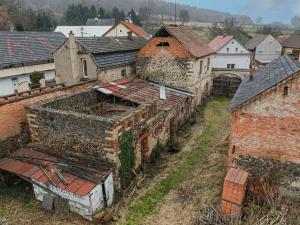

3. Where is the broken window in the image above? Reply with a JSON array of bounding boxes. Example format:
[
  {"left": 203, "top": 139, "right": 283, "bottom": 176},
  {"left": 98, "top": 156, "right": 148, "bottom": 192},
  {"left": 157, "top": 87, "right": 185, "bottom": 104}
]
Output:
[{"left": 156, "top": 42, "right": 170, "bottom": 47}]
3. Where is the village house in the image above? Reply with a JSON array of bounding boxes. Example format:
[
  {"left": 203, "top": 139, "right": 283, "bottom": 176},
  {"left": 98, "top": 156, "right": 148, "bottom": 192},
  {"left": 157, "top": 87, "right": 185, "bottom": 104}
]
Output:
[
  {"left": 282, "top": 31, "right": 300, "bottom": 61},
  {"left": 54, "top": 32, "right": 147, "bottom": 86},
  {"left": 228, "top": 54, "right": 300, "bottom": 200},
  {"left": 24, "top": 77, "right": 194, "bottom": 192},
  {"left": 0, "top": 32, "right": 66, "bottom": 97},
  {"left": 245, "top": 34, "right": 282, "bottom": 67},
  {"left": 208, "top": 35, "right": 251, "bottom": 96},
  {"left": 103, "top": 20, "right": 148, "bottom": 38},
  {"left": 55, "top": 25, "right": 112, "bottom": 37},
  {"left": 136, "top": 25, "right": 215, "bottom": 105}
]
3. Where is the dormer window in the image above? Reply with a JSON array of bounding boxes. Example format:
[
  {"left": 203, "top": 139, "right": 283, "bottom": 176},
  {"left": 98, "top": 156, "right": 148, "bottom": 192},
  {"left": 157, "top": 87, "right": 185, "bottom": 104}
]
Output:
[{"left": 156, "top": 42, "right": 170, "bottom": 47}]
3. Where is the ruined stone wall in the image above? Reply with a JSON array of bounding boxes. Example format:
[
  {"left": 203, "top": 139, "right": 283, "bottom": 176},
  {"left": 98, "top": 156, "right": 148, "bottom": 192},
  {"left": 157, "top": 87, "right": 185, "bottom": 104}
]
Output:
[
  {"left": 229, "top": 73, "right": 300, "bottom": 165},
  {"left": 0, "top": 82, "right": 92, "bottom": 157}
]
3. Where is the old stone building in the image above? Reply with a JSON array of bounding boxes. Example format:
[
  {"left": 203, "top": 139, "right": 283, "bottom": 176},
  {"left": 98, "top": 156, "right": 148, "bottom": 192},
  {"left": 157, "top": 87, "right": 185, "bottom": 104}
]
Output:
[
  {"left": 54, "top": 32, "right": 147, "bottom": 86},
  {"left": 26, "top": 77, "right": 193, "bottom": 190},
  {"left": 136, "top": 25, "right": 214, "bottom": 105},
  {"left": 282, "top": 31, "right": 300, "bottom": 61},
  {"left": 228, "top": 55, "right": 300, "bottom": 199}
]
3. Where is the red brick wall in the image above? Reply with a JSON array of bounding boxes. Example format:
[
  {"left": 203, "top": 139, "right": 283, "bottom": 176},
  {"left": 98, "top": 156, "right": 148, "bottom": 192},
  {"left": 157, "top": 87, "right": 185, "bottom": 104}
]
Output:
[
  {"left": 229, "top": 73, "right": 300, "bottom": 164},
  {"left": 0, "top": 83, "right": 92, "bottom": 140},
  {"left": 138, "top": 37, "right": 192, "bottom": 58}
]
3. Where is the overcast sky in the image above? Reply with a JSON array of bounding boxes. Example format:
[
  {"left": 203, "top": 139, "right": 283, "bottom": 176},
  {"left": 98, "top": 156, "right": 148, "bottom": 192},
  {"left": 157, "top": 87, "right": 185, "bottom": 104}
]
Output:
[{"left": 169, "top": 0, "right": 299, "bottom": 24}]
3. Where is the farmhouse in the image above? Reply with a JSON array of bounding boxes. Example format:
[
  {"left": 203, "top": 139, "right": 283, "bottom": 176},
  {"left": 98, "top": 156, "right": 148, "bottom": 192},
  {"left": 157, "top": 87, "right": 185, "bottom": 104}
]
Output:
[
  {"left": 103, "top": 20, "right": 148, "bottom": 37},
  {"left": 137, "top": 25, "right": 214, "bottom": 105},
  {"left": 26, "top": 77, "right": 194, "bottom": 191},
  {"left": 208, "top": 35, "right": 251, "bottom": 96},
  {"left": 282, "top": 31, "right": 300, "bottom": 61},
  {"left": 0, "top": 32, "right": 66, "bottom": 97},
  {"left": 54, "top": 32, "right": 147, "bottom": 86},
  {"left": 245, "top": 34, "right": 282, "bottom": 67},
  {"left": 228, "top": 54, "right": 300, "bottom": 199}
]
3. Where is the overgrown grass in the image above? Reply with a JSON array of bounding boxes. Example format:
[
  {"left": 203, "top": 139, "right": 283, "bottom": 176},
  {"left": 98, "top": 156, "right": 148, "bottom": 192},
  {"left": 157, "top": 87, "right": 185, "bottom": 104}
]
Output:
[{"left": 122, "top": 97, "right": 230, "bottom": 225}]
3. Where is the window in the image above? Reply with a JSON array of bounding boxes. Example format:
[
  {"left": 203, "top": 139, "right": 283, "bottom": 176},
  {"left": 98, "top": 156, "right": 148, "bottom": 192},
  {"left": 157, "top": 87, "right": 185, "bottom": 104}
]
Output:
[
  {"left": 231, "top": 64, "right": 235, "bottom": 69},
  {"left": 207, "top": 57, "right": 210, "bottom": 71},
  {"left": 121, "top": 69, "right": 127, "bottom": 77},
  {"left": 232, "top": 145, "right": 236, "bottom": 154},
  {"left": 82, "top": 59, "right": 88, "bottom": 78},
  {"left": 236, "top": 48, "right": 238, "bottom": 52},
  {"left": 199, "top": 60, "right": 203, "bottom": 75},
  {"left": 227, "top": 64, "right": 235, "bottom": 69},
  {"left": 156, "top": 42, "right": 170, "bottom": 47},
  {"left": 11, "top": 78, "right": 18, "bottom": 91},
  {"left": 283, "top": 86, "right": 289, "bottom": 96},
  {"left": 227, "top": 48, "right": 230, "bottom": 52},
  {"left": 227, "top": 64, "right": 231, "bottom": 69}
]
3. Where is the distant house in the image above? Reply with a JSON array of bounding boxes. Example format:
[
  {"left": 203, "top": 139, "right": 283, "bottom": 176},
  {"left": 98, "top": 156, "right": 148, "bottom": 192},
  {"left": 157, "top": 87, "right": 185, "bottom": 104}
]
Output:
[
  {"left": 245, "top": 34, "right": 282, "bottom": 66},
  {"left": 282, "top": 31, "right": 300, "bottom": 61},
  {"left": 103, "top": 21, "right": 148, "bottom": 37},
  {"left": 55, "top": 25, "right": 112, "bottom": 37},
  {"left": 229, "top": 54, "right": 300, "bottom": 199},
  {"left": 54, "top": 32, "right": 147, "bottom": 86},
  {"left": 137, "top": 25, "right": 214, "bottom": 105},
  {"left": 0, "top": 32, "right": 66, "bottom": 97},
  {"left": 209, "top": 35, "right": 251, "bottom": 96},
  {"left": 85, "top": 18, "right": 115, "bottom": 26}
]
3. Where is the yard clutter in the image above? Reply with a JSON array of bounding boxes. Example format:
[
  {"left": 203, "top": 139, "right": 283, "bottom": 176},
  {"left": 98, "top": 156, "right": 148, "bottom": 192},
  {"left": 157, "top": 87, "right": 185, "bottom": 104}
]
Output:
[{"left": 0, "top": 148, "right": 114, "bottom": 221}]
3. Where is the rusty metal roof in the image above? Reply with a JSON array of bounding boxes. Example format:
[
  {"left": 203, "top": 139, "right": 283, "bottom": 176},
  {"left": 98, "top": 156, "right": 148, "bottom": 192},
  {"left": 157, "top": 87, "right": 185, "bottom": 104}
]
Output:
[
  {"left": 0, "top": 148, "right": 113, "bottom": 197},
  {"left": 95, "top": 77, "right": 192, "bottom": 111},
  {"left": 208, "top": 35, "right": 234, "bottom": 52},
  {"left": 156, "top": 25, "right": 214, "bottom": 58}
]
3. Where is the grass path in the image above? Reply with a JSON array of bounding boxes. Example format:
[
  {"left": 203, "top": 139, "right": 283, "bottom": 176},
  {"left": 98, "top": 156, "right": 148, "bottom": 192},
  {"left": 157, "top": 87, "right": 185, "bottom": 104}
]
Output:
[{"left": 122, "top": 97, "right": 230, "bottom": 225}]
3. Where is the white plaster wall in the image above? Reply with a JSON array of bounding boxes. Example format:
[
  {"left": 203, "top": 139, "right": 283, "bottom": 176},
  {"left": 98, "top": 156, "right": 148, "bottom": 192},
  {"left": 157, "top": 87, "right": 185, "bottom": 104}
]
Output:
[
  {"left": 44, "top": 70, "right": 56, "bottom": 81},
  {"left": 212, "top": 54, "right": 250, "bottom": 69},
  {"left": 213, "top": 38, "right": 250, "bottom": 69},
  {"left": 104, "top": 24, "right": 137, "bottom": 37},
  {"left": 0, "top": 74, "right": 31, "bottom": 96}
]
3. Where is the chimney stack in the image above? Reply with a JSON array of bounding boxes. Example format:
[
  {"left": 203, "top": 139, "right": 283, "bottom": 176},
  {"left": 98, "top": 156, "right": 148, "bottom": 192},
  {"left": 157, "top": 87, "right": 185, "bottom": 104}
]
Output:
[
  {"left": 127, "top": 31, "right": 133, "bottom": 40},
  {"left": 249, "top": 67, "right": 255, "bottom": 80}
]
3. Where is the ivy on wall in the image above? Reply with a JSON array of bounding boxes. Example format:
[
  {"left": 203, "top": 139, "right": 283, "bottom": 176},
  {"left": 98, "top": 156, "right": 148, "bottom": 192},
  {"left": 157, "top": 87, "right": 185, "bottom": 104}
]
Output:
[{"left": 119, "top": 130, "right": 135, "bottom": 189}]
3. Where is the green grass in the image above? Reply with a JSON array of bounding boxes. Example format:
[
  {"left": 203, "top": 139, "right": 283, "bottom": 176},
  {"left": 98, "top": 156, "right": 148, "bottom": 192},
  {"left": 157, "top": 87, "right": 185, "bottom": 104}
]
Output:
[{"left": 122, "top": 97, "right": 230, "bottom": 225}]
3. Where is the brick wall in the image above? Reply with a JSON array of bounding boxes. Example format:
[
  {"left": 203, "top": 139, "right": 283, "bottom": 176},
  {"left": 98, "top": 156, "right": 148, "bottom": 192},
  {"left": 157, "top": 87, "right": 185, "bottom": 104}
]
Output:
[
  {"left": 0, "top": 82, "right": 93, "bottom": 156},
  {"left": 229, "top": 73, "right": 300, "bottom": 165}
]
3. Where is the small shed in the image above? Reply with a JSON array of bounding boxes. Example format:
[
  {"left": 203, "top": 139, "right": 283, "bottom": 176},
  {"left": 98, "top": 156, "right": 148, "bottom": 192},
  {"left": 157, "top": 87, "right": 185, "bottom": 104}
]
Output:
[{"left": 0, "top": 148, "right": 114, "bottom": 221}]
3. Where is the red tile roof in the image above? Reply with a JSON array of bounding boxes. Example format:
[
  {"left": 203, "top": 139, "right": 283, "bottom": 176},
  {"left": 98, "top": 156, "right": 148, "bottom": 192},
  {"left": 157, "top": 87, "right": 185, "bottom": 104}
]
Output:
[
  {"left": 159, "top": 25, "right": 214, "bottom": 58},
  {"left": 0, "top": 148, "right": 112, "bottom": 197},
  {"left": 96, "top": 77, "right": 192, "bottom": 111},
  {"left": 121, "top": 21, "right": 148, "bottom": 37},
  {"left": 208, "top": 35, "right": 234, "bottom": 52}
]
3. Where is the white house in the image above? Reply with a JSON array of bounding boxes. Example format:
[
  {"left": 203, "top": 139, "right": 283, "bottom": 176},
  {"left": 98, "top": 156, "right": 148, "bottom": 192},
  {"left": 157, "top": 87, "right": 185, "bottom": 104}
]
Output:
[
  {"left": 0, "top": 32, "right": 66, "bottom": 97},
  {"left": 103, "top": 21, "right": 148, "bottom": 37},
  {"left": 245, "top": 34, "right": 282, "bottom": 66},
  {"left": 209, "top": 35, "right": 251, "bottom": 70},
  {"left": 55, "top": 26, "right": 112, "bottom": 37}
]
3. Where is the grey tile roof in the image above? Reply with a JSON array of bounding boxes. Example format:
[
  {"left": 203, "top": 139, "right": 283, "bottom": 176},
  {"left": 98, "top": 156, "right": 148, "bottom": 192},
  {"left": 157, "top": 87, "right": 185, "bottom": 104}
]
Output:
[
  {"left": 0, "top": 32, "right": 66, "bottom": 69},
  {"left": 86, "top": 18, "right": 115, "bottom": 26},
  {"left": 94, "top": 51, "right": 137, "bottom": 70},
  {"left": 245, "top": 34, "right": 268, "bottom": 50},
  {"left": 77, "top": 36, "right": 147, "bottom": 54},
  {"left": 230, "top": 55, "right": 300, "bottom": 110}
]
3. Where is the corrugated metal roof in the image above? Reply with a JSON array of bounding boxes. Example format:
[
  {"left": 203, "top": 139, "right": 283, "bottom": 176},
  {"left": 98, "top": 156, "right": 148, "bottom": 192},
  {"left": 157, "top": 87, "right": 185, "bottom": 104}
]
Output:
[
  {"left": 95, "top": 77, "right": 192, "bottom": 111},
  {"left": 94, "top": 51, "right": 137, "bottom": 70},
  {"left": 208, "top": 35, "right": 234, "bottom": 52},
  {"left": 230, "top": 54, "right": 300, "bottom": 110},
  {"left": 55, "top": 26, "right": 112, "bottom": 37},
  {"left": 0, "top": 32, "right": 66, "bottom": 69},
  {"left": 157, "top": 25, "right": 214, "bottom": 58},
  {"left": 77, "top": 36, "right": 147, "bottom": 54},
  {"left": 0, "top": 148, "right": 113, "bottom": 197}
]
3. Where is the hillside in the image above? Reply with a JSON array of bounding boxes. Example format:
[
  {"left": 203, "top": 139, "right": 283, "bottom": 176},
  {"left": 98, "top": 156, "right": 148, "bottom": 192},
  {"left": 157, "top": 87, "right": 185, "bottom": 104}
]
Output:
[{"left": 22, "top": 0, "right": 253, "bottom": 24}]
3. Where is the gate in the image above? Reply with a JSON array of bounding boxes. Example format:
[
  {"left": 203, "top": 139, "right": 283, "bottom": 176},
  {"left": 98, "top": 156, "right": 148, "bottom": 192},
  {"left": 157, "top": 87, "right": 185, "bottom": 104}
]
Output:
[{"left": 213, "top": 76, "right": 242, "bottom": 97}]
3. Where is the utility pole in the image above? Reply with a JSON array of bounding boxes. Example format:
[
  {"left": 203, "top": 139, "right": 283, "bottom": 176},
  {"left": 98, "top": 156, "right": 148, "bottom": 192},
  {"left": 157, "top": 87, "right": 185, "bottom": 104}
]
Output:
[{"left": 175, "top": 0, "right": 177, "bottom": 25}]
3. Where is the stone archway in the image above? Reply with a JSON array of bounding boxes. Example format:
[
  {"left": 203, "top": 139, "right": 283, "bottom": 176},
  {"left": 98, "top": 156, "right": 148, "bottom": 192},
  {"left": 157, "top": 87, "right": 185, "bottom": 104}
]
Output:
[{"left": 213, "top": 74, "right": 242, "bottom": 97}]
